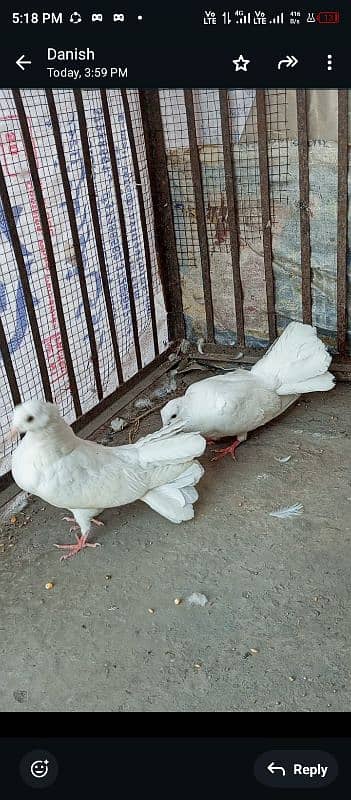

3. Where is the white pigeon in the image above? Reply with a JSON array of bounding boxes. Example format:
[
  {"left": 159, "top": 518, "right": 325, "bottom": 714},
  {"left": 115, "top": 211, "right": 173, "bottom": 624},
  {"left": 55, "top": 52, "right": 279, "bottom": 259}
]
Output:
[
  {"left": 161, "top": 322, "right": 335, "bottom": 459},
  {"left": 11, "top": 400, "right": 206, "bottom": 560}
]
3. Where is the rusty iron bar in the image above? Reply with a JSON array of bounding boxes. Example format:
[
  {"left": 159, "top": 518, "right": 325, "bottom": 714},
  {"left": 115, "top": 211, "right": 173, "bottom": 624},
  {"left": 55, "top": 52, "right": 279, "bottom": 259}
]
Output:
[
  {"left": 296, "top": 89, "right": 312, "bottom": 325},
  {"left": 46, "top": 89, "right": 103, "bottom": 402},
  {"left": 256, "top": 89, "right": 277, "bottom": 342},
  {"left": 12, "top": 90, "right": 82, "bottom": 415},
  {"left": 120, "top": 89, "right": 158, "bottom": 361},
  {"left": 138, "top": 89, "right": 185, "bottom": 342},
  {"left": 218, "top": 89, "right": 245, "bottom": 347},
  {"left": 184, "top": 89, "right": 215, "bottom": 342},
  {"left": 0, "top": 315, "right": 21, "bottom": 407},
  {"left": 0, "top": 159, "right": 53, "bottom": 403},
  {"left": 337, "top": 89, "right": 349, "bottom": 356},
  {"left": 74, "top": 89, "right": 125, "bottom": 384}
]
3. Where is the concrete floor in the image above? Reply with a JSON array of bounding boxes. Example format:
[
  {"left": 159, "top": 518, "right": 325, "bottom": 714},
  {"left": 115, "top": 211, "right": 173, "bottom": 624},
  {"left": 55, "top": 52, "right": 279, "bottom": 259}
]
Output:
[{"left": 0, "top": 380, "right": 350, "bottom": 712}]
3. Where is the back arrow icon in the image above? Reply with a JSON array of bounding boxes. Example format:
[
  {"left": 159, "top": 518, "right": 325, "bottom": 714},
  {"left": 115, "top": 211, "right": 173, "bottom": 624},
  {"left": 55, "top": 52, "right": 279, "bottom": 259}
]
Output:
[
  {"left": 267, "top": 762, "right": 286, "bottom": 776},
  {"left": 278, "top": 55, "right": 298, "bottom": 70},
  {"left": 16, "top": 55, "right": 32, "bottom": 71}
]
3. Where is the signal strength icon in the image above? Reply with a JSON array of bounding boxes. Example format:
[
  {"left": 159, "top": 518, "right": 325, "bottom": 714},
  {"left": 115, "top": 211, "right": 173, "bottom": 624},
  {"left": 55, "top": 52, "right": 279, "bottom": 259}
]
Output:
[
  {"left": 270, "top": 12, "right": 284, "bottom": 24},
  {"left": 235, "top": 10, "right": 251, "bottom": 24}
]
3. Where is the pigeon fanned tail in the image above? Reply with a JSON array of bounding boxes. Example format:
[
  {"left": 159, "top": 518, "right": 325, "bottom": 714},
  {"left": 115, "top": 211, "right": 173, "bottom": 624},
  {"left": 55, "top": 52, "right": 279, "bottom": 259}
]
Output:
[{"left": 251, "top": 322, "right": 334, "bottom": 394}]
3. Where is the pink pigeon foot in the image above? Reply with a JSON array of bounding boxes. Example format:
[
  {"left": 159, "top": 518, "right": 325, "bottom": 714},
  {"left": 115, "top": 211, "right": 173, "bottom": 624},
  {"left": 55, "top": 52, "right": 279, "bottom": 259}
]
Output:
[
  {"left": 54, "top": 533, "right": 101, "bottom": 561},
  {"left": 211, "top": 437, "right": 241, "bottom": 462}
]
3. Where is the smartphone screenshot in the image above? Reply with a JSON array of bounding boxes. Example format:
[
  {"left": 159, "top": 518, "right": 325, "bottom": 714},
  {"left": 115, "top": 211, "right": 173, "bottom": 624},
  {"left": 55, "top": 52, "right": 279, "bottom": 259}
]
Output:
[{"left": 0, "top": 0, "right": 349, "bottom": 795}]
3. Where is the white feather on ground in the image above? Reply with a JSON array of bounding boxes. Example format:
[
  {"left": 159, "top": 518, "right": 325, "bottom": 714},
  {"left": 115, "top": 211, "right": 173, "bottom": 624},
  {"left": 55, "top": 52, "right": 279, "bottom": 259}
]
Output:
[
  {"left": 110, "top": 417, "right": 127, "bottom": 432},
  {"left": 134, "top": 397, "right": 153, "bottom": 410},
  {"left": 269, "top": 503, "right": 304, "bottom": 519},
  {"left": 160, "top": 322, "right": 335, "bottom": 442},
  {"left": 150, "top": 372, "right": 177, "bottom": 400}
]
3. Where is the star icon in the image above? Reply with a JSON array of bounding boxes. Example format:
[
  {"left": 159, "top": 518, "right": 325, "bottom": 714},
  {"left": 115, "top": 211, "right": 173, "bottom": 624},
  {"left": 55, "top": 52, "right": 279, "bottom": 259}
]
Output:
[{"left": 232, "top": 54, "right": 250, "bottom": 72}]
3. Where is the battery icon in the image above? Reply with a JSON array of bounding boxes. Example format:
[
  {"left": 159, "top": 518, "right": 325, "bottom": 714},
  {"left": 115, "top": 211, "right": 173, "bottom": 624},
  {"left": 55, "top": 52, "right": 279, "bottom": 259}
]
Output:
[{"left": 316, "top": 11, "right": 340, "bottom": 23}]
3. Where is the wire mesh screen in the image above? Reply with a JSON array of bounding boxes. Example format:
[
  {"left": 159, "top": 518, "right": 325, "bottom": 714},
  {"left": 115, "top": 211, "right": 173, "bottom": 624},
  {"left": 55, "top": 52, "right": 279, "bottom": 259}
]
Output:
[
  {"left": 159, "top": 90, "right": 288, "bottom": 248},
  {"left": 159, "top": 89, "right": 349, "bottom": 353},
  {"left": 159, "top": 89, "right": 288, "bottom": 344},
  {"left": 228, "top": 89, "right": 288, "bottom": 242},
  {"left": 0, "top": 89, "right": 168, "bottom": 476}
]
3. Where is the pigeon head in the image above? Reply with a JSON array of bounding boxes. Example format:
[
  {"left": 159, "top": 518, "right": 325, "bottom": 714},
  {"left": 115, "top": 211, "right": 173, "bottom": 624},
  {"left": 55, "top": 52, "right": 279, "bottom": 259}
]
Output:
[
  {"left": 11, "top": 400, "right": 61, "bottom": 435},
  {"left": 161, "top": 398, "right": 183, "bottom": 427}
]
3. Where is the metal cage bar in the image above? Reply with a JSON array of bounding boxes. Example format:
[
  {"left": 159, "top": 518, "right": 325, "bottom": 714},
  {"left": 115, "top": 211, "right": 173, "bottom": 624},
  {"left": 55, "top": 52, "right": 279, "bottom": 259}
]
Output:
[
  {"left": 0, "top": 159, "right": 53, "bottom": 403},
  {"left": 256, "top": 89, "right": 277, "bottom": 342},
  {"left": 45, "top": 89, "right": 103, "bottom": 401},
  {"left": 0, "top": 315, "right": 21, "bottom": 408},
  {"left": 100, "top": 88, "right": 143, "bottom": 377},
  {"left": 138, "top": 89, "right": 185, "bottom": 343},
  {"left": 296, "top": 89, "right": 312, "bottom": 325},
  {"left": 218, "top": 89, "right": 245, "bottom": 347},
  {"left": 73, "top": 89, "right": 124, "bottom": 385},
  {"left": 337, "top": 89, "right": 349, "bottom": 356},
  {"left": 184, "top": 89, "right": 215, "bottom": 342},
  {"left": 120, "top": 89, "right": 159, "bottom": 361}
]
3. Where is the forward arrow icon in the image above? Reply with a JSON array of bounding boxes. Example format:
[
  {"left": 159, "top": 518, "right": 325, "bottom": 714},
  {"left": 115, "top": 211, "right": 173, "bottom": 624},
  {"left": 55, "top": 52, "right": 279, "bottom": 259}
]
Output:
[{"left": 278, "top": 55, "right": 298, "bottom": 69}]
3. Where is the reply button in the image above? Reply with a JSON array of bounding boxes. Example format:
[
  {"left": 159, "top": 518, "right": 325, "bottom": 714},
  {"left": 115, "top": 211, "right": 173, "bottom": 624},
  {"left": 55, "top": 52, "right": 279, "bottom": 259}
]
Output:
[
  {"left": 254, "top": 750, "right": 338, "bottom": 789},
  {"left": 294, "top": 763, "right": 328, "bottom": 778}
]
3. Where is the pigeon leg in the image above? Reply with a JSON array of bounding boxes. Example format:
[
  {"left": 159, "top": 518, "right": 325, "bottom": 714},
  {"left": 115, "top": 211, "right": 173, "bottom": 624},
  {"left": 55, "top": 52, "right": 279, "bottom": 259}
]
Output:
[
  {"left": 54, "top": 532, "right": 101, "bottom": 561},
  {"left": 62, "top": 516, "right": 104, "bottom": 528},
  {"left": 211, "top": 437, "right": 241, "bottom": 462},
  {"left": 62, "top": 516, "right": 80, "bottom": 532}
]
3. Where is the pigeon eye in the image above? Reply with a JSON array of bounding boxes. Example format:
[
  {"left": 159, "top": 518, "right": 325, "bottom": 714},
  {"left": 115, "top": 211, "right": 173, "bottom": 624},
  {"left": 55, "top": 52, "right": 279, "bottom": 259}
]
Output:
[
  {"left": 26, "top": 415, "right": 34, "bottom": 423},
  {"left": 170, "top": 413, "right": 177, "bottom": 419}
]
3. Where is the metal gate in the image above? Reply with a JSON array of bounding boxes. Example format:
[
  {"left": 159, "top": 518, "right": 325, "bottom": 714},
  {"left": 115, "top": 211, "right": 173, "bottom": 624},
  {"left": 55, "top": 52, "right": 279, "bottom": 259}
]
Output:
[{"left": 0, "top": 88, "right": 349, "bottom": 490}]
